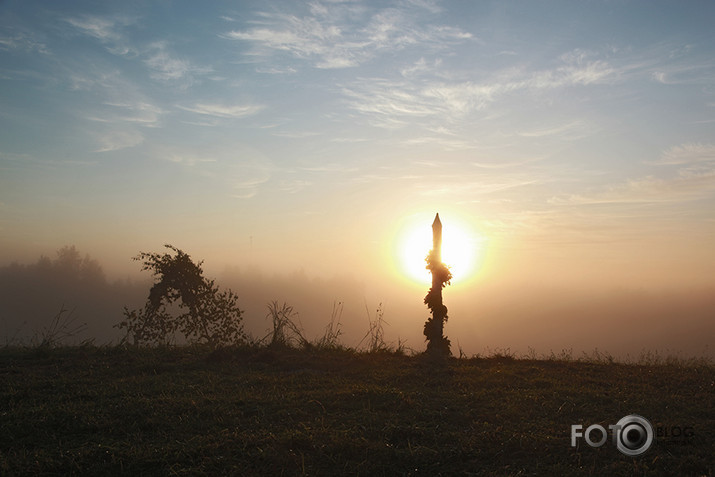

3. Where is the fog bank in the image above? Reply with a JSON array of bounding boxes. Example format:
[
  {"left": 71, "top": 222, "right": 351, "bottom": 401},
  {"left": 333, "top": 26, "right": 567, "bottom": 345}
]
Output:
[{"left": 1, "top": 247, "right": 712, "bottom": 359}]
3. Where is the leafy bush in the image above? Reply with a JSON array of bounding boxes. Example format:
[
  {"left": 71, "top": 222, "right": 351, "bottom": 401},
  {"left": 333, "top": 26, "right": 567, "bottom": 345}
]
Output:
[{"left": 116, "top": 245, "right": 247, "bottom": 347}]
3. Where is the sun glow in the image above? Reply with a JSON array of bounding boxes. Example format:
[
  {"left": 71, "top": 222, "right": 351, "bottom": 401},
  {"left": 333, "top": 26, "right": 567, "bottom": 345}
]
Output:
[{"left": 394, "top": 213, "right": 485, "bottom": 287}]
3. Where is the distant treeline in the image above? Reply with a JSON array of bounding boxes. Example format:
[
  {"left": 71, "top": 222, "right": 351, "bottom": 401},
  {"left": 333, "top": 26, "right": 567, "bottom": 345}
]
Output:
[
  {"left": 0, "top": 246, "right": 369, "bottom": 347},
  {"left": 5, "top": 246, "right": 712, "bottom": 357},
  {"left": 0, "top": 246, "right": 147, "bottom": 345}
]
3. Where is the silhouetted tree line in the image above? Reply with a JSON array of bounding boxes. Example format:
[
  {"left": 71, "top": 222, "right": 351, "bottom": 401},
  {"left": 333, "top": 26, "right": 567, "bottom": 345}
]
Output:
[
  {"left": 0, "top": 246, "right": 146, "bottom": 345},
  {"left": 0, "top": 245, "right": 370, "bottom": 348}
]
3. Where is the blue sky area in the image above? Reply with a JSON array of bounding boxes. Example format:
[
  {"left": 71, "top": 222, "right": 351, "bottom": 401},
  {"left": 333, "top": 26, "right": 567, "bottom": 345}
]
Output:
[{"left": 1, "top": 0, "right": 714, "bottom": 289}]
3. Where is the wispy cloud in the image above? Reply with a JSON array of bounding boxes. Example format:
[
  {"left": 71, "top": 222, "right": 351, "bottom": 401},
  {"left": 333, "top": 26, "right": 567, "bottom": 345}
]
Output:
[
  {"left": 415, "top": 175, "right": 541, "bottom": 198},
  {"left": 228, "top": 159, "right": 273, "bottom": 199},
  {"left": 177, "top": 102, "right": 264, "bottom": 119},
  {"left": 143, "top": 41, "right": 212, "bottom": 87},
  {"left": 297, "top": 163, "right": 358, "bottom": 173},
  {"left": 144, "top": 42, "right": 192, "bottom": 81},
  {"left": 400, "top": 57, "right": 441, "bottom": 77},
  {"left": 255, "top": 65, "right": 298, "bottom": 74},
  {"left": 94, "top": 129, "right": 144, "bottom": 153},
  {"left": 657, "top": 143, "right": 715, "bottom": 165},
  {"left": 0, "top": 150, "right": 100, "bottom": 170},
  {"left": 67, "top": 66, "right": 166, "bottom": 139},
  {"left": 65, "top": 16, "right": 209, "bottom": 87},
  {"left": 548, "top": 142, "right": 715, "bottom": 212},
  {"left": 516, "top": 120, "right": 590, "bottom": 139},
  {"left": 231, "top": 177, "right": 270, "bottom": 199},
  {"left": 401, "top": 135, "right": 475, "bottom": 151},
  {"left": 342, "top": 79, "right": 437, "bottom": 127},
  {"left": 224, "top": 15, "right": 351, "bottom": 68},
  {"left": 222, "top": 2, "right": 472, "bottom": 69},
  {"left": 342, "top": 49, "right": 618, "bottom": 128},
  {"left": 62, "top": 64, "right": 166, "bottom": 152},
  {"left": 271, "top": 130, "right": 321, "bottom": 139},
  {"left": 90, "top": 101, "right": 164, "bottom": 127},
  {"left": 0, "top": 30, "right": 49, "bottom": 55},
  {"left": 155, "top": 145, "right": 273, "bottom": 199},
  {"left": 650, "top": 60, "right": 715, "bottom": 85},
  {"left": 64, "top": 14, "right": 137, "bottom": 56},
  {"left": 278, "top": 178, "right": 313, "bottom": 194},
  {"left": 550, "top": 167, "right": 715, "bottom": 207},
  {"left": 400, "top": 0, "right": 443, "bottom": 15},
  {"left": 163, "top": 152, "right": 217, "bottom": 167},
  {"left": 65, "top": 15, "right": 123, "bottom": 43}
]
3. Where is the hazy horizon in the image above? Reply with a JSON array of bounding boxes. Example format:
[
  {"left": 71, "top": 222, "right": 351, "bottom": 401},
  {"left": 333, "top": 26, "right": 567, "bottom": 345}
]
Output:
[
  {"left": 1, "top": 1, "right": 714, "bottom": 357},
  {"left": 1, "top": 245, "right": 712, "bottom": 359}
]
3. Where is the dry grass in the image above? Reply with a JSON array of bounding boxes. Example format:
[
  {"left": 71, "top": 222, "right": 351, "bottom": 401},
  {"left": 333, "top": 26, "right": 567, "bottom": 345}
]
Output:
[{"left": 0, "top": 345, "right": 712, "bottom": 476}]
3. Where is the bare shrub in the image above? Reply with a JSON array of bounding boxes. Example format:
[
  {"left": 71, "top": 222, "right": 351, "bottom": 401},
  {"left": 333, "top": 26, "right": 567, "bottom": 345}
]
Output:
[
  {"left": 358, "top": 303, "right": 390, "bottom": 353},
  {"left": 314, "top": 301, "right": 344, "bottom": 350},
  {"left": 35, "top": 305, "right": 87, "bottom": 348},
  {"left": 263, "top": 301, "right": 308, "bottom": 348}
]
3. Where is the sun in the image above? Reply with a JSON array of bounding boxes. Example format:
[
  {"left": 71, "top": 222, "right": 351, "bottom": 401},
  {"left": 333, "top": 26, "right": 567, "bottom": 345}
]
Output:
[{"left": 394, "top": 213, "right": 485, "bottom": 286}]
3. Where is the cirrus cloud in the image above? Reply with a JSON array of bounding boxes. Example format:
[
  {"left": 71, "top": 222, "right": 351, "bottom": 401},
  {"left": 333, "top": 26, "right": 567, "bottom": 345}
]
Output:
[
  {"left": 176, "top": 102, "right": 264, "bottom": 119},
  {"left": 222, "top": 1, "right": 472, "bottom": 69}
]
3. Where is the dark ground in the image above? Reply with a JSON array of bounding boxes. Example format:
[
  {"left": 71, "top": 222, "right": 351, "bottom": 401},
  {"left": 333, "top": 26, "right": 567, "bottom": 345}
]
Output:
[{"left": 0, "top": 346, "right": 712, "bottom": 476}]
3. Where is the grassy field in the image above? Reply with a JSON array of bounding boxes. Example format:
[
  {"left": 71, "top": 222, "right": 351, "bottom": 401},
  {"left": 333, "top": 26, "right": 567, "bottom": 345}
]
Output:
[{"left": 0, "top": 345, "right": 712, "bottom": 476}]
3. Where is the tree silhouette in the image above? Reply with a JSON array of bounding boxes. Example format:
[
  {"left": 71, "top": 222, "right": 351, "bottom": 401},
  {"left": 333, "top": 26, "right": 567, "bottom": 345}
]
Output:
[
  {"left": 0, "top": 245, "right": 117, "bottom": 345},
  {"left": 117, "top": 245, "right": 247, "bottom": 347},
  {"left": 423, "top": 214, "right": 452, "bottom": 355}
]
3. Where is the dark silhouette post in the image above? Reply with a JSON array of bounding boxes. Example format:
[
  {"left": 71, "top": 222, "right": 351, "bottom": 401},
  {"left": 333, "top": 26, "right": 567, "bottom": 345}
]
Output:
[
  {"left": 423, "top": 213, "right": 452, "bottom": 355},
  {"left": 430, "top": 214, "right": 444, "bottom": 340}
]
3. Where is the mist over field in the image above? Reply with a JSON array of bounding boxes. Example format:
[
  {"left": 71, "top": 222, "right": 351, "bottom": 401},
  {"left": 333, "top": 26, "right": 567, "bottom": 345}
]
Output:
[{"left": 1, "top": 246, "right": 712, "bottom": 359}]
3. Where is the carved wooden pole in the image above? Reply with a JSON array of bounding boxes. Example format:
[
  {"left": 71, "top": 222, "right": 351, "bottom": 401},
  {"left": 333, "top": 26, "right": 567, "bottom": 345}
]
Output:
[
  {"left": 432, "top": 213, "right": 442, "bottom": 262},
  {"left": 431, "top": 214, "right": 445, "bottom": 339},
  {"left": 424, "top": 213, "right": 452, "bottom": 355}
]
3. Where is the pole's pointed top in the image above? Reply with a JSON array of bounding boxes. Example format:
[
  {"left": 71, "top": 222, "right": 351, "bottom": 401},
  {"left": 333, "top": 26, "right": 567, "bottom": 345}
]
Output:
[{"left": 432, "top": 213, "right": 441, "bottom": 228}]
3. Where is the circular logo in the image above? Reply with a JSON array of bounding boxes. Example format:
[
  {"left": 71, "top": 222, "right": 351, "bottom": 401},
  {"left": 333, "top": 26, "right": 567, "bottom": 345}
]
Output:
[{"left": 615, "top": 414, "right": 653, "bottom": 456}]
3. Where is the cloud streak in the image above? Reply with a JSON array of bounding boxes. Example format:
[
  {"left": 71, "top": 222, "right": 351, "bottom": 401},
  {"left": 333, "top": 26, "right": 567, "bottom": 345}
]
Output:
[
  {"left": 341, "top": 53, "right": 617, "bottom": 128},
  {"left": 222, "top": 2, "right": 472, "bottom": 69},
  {"left": 144, "top": 41, "right": 214, "bottom": 87},
  {"left": 154, "top": 145, "right": 273, "bottom": 200},
  {"left": 94, "top": 129, "right": 144, "bottom": 153},
  {"left": 64, "top": 14, "right": 137, "bottom": 56},
  {"left": 551, "top": 145, "right": 715, "bottom": 207},
  {"left": 657, "top": 143, "right": 715, "bottom": 165},
  {"left": 92, "top": 101, "right": 164, "bottom": 127},
  {"left": 0, "top": 30, "right": 49, "bottom": 55},
  {"left": 65, "top": 15, "right": 209, "bottom": 87},
  {"left": 177, "top": 103, "right": 264, "bottom": 119}
]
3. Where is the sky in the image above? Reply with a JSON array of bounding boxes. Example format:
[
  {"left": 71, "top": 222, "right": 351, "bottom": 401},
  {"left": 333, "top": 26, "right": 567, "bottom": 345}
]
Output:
[{"left": 1, "top": 1, "right": 714, "bottom": 355}]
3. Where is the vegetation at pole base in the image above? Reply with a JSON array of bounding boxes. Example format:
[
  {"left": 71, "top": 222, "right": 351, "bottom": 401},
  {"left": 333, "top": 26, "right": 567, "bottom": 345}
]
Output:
[
  {"left": 116, "top": 245, "right": 247, "bottom": 348},
  {"left": 423, "top": 249, "right": 453, "bottom": 356}
]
